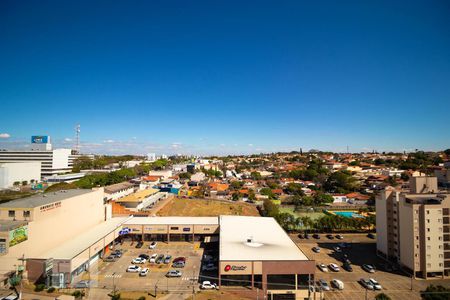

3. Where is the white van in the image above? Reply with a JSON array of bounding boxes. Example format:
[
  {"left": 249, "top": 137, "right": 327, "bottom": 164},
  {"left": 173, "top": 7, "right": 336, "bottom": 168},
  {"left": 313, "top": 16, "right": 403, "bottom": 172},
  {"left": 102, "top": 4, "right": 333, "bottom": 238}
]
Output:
[{"left": 331, "top": 279, "right": 344, "bottom": 290}]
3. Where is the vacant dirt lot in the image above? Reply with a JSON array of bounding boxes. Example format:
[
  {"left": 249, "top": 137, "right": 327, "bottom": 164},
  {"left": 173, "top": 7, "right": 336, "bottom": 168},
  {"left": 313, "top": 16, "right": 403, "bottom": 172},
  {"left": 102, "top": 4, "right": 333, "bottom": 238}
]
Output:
[{"left": 157, "top": 198, "right": 260, "bottom": 217}]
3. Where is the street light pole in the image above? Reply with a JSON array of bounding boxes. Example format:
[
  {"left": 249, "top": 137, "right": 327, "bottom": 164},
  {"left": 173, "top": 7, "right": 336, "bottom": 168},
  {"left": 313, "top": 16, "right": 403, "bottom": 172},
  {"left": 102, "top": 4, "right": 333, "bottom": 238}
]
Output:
[{"left": 112, "top": 272, "right": 116, "bottom": 296}]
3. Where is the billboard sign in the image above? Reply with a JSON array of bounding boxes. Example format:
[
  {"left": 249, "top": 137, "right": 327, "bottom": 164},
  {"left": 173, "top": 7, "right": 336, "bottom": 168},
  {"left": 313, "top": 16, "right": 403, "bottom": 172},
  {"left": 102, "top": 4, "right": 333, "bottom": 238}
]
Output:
[
  {"left": 9, "top": 225, "right": 28, "bottom": 247},
  {"left": 31, "top": 136, "right": 49, "bottom": 144}
]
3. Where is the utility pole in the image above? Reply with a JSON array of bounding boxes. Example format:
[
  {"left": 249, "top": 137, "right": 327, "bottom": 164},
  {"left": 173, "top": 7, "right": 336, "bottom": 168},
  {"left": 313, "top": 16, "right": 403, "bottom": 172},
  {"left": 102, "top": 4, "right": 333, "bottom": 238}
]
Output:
[
  {"left": 112, "top": 272, "right": 116, "bottom": 296},
  {"left": 365, "top": 287, "right": 368, "bottom": 300},
  {"left": 410, "top": 274, "right": 413, "bottom": 291}
]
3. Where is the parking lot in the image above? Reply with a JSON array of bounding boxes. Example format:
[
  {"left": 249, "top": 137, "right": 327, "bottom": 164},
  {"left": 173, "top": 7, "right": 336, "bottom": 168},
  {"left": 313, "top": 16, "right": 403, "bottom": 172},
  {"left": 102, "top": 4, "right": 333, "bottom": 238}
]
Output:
[
  {"left": 74, "top": 240, "right": 220, "bottom": 294},
  {"left": 294, "top": 233, "right": 449, "bottom": 300}
]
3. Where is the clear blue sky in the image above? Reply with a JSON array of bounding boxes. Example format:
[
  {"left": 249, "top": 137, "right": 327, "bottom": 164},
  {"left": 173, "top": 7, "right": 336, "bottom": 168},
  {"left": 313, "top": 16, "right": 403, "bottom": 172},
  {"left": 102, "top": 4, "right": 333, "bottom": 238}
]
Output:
[{"left": 1, "top": 1, "right": 449, "bottom": 155}]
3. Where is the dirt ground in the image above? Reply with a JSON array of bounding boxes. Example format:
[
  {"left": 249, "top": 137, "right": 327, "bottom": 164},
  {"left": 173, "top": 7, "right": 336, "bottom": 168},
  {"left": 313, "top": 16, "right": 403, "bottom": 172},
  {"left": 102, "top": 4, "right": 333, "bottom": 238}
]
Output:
[{"left": 156, "top": 198, "right": 260, "bottom": 217}]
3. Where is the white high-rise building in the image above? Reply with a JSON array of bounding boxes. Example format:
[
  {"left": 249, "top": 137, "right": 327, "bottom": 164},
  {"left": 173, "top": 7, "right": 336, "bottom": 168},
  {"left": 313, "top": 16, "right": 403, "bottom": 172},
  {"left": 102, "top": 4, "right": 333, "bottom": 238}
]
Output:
[
  {"left": 0, "top": 135, "right": 77, "bottom": 178},
  {"left": 147, "top": 153, "right": 156, "bottom": 162}
]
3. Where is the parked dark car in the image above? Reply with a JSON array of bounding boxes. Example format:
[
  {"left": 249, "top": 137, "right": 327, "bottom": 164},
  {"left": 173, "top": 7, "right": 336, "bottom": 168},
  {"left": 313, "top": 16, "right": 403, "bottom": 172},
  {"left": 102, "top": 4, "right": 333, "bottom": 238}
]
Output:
[
  {"left": 104, "top": 256, "right": 116, "bottom": 262},
  {"left": 367, "top": 233, "right": 375, "bottom": 239},
  {"left": 135, "top": 241, "right": 143, "bottom": 248},
  {"left": 343, "top": 262, "right": 353, "bottom": 272},
  {"left": 173, "top": 257, "right": 186, "bottom": 263},
  {"left": 304, "top": 233, "right": 310, "bottom": 239},
  {"left": 112, "top": 250, "right": 122, "bottom": 258},
  {"left": 156, "top": 254, "right": 165, "bottom": 264},
  {"left": 326, "top": 234, "right": 334, "bottom": 240},
  {"left": 313, "top": 234, "right": 320, "bottom": 239},
  {"left": 139, "top": 254, "right": 150, "bottom": 260}
]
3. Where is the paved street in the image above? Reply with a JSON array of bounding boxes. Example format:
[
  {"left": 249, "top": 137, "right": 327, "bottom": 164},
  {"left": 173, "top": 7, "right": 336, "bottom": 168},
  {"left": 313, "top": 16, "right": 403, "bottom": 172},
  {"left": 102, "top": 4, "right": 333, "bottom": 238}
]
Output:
[{"left": 295, "top": 233, "right": 450, "bottom": 300}]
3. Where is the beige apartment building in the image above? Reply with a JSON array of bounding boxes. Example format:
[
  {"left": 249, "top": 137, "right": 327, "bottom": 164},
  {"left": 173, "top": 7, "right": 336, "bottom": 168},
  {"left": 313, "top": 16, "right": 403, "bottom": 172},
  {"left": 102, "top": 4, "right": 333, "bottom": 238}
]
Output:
[{"left": 376, "top": 176, "right": 450, "bottom": 278}]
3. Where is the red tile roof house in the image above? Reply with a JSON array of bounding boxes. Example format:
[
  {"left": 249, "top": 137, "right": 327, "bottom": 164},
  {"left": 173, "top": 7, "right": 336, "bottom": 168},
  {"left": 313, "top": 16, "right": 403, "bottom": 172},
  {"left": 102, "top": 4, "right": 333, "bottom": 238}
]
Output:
[{"left": 345, "top": 192, "right": 370, "bottom": 205}]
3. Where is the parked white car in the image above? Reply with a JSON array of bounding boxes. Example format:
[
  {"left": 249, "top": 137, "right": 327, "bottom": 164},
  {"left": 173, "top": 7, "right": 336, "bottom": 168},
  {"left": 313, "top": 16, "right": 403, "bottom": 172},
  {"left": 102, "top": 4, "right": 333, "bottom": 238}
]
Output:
[
  {"left": 328, "top": 263, "right": 340, "bottom": 272},
  {"left": 127, "top": 265, "right": 142, "bottom": 273},
  {"left": 139, "top": 268, "right": 149, "bottom": 277},
  {"left": 331, "top": 279, "right": 344, "bottom": 290},
  {"left": 317, "top": 263, "right": 329, "bottom": 272},
  {"left": 200, "top": 281, "right": 219, "bottom": 290},
  {"left": 149, "top": 241, "right": 157, "bottom": 249},
  {"left": 149, "top": 254, "right": 158, "bottom": 263},
  {"left": 369, "top": 278, "right": 382, "bottom": 290},
  {"left": 132, "top": 257, "right": 147, "bottom": 264}
]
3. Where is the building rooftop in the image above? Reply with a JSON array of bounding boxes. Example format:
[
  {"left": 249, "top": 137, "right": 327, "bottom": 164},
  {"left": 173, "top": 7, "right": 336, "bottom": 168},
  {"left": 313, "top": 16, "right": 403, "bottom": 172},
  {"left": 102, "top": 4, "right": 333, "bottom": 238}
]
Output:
[
  {"left": 219, "top": 215, "right": 309, "bottom": 261},
  {"left": 104, "top": 182, "right": 134, "bottom": 194},
  {"left": 125, "top": 216, "right": 219, "bottom": 225},
  {"left": 37, "top": 217, "right": 129, "bottom": 260},
  {"left": 0, "top": 220, "right": 28, "bottom": 232},
  {"left": 115, "top": 189, "right": 160, "bottom": 203},
  {"left": 0, "top": 189, "right": 93, "bottom": 209}
]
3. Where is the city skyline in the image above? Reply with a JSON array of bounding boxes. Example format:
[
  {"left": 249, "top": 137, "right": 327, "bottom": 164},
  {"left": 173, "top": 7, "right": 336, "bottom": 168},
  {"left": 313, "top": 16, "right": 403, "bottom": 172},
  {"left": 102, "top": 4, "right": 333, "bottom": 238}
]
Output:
[{"left": 1, "top": 1, "right": 450, "bottom": 155}]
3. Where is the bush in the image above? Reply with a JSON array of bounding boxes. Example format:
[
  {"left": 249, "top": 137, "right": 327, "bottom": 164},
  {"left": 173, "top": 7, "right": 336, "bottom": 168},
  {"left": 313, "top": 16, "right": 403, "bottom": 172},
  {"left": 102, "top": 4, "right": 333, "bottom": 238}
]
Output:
[
  {"left": 34, "top": 283, "right": 46, "bottom": 292},
  {"left": 137, "top": 297, "right": 146, "bottom": 300},
  {"left": 72, "top": 290, "right": 85, "bottom": 298},
  {"left": 47, "top": 287, "right": 56, "bottom": 293}
]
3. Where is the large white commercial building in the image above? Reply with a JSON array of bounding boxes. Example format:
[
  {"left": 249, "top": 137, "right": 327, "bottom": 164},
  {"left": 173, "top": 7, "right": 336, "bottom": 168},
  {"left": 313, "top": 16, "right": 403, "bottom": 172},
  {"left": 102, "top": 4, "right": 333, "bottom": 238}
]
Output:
[
  {"left": 0, "top": 162, "right": 41, "bottom": 189},
  {"left": 0, "top": 136, "right": 78, "bottom": 178}
]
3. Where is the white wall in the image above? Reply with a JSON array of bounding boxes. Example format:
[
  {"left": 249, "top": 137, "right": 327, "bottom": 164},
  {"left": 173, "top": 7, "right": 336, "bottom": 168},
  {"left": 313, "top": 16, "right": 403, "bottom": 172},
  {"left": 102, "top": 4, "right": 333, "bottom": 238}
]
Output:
[
  {"left": 0, "top": 162, "right": 41, "bottom": 189},
  {"left": 52, "top": 149, "right": 72, "bottom": 170}
]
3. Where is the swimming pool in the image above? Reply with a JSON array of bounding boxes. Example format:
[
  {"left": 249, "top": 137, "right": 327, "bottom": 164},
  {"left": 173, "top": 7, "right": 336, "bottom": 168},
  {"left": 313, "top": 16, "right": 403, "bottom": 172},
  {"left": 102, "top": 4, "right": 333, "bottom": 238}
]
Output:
[{"left": 333, "top": 211, "right": 364, "bottom": 218}]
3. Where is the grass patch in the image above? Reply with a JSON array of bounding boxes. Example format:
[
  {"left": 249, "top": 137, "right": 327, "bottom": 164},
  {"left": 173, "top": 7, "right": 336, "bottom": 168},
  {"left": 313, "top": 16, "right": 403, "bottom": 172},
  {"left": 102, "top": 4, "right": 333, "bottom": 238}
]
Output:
[
  {"left": 157, "top": 198, "right": 260, "bottom": 217},
  {"left": 279, "top": 206, "right": 325, "bottom": 220}
]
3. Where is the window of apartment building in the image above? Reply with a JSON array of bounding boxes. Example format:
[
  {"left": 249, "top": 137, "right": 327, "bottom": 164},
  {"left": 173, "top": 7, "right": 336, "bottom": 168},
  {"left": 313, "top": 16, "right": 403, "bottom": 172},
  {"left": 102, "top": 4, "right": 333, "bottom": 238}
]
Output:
[
  {"left": 444, "top": 208, "right": 449, "bottom": 215},
  {"left": 439, "top": 254, "right": 443, "bottom": 258},
  {"left": 427, "top": 263, "right": 431, "bottom": 268},
  {"left": 416, "top": 236, "right": 419, "bottom": 240},
  {"left": 427, "top": 237, "right": 431, "bottom": 241},
  {"left": 427, "top": 245, "right": 431, "bottom": 250},
  {"left": 23, "top": 210, "right": 30, "bottom": 218},
  {"left": 427, "top": 219, "right": 430, "bottom": 223},
  {"left": 8, "top": 210, "right": 15, "bottom": 218},
  {"left": 439, "top": 227, "right": 443, "bottom": 232},
  {"left": 439, "top": 263, "right": 443, "bottom": 267},
  {"left": 415, "top": 210, "right": 419, "bottom": 214},
  {"left": 427, "top": 228, "right": 430, "bottom": 232},
  {"left": 427, "top": 210, "right": 430, "bottom": 214},
  {"left": 427, "top": 254, "right": 431, "bottom": 259},
  {"left": 438, "top": 219, "right": 441, "bottom": 223}
]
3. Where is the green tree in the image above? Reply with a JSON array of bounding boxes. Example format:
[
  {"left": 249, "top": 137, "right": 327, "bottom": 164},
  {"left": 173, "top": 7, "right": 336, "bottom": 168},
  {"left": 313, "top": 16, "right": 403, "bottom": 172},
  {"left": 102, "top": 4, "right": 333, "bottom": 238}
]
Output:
[
  {"left": 263, "top": 199, "right": 279, "bottom": 217},
  {"left": 250, "top": 171, "right": 262, "bottom": 180},
  {"left": 285, "top": 183, "right": 304, "bottom": 196},
  {"left": 178, "top": 172, "right": 191, "bottom": 180},
  {"left": 232, "top": 193, "right": 240, "bottom": 201},
  {"left": 21, "top": 181, "right": 28, "bottom": 186},
  {"left": 444, "top": 149, "right": 450, "bottom": 156},
  {"left": 375, "top": 293, "right": 391, "bottom": 300},
  {"left": 421, "top": 284, "right": 450, "bottom": 300},
  {"left": 324, "top": 171, "right": 359, "bottom": 193},
  {"left": 400, "top": 173, "right": 410, "bottom": 181},
  {"left": 260, "top": 187, "right": 276, "bottom": 199},
  {"left": 230, "top": 181, "right": 244, "bottom": 190}
]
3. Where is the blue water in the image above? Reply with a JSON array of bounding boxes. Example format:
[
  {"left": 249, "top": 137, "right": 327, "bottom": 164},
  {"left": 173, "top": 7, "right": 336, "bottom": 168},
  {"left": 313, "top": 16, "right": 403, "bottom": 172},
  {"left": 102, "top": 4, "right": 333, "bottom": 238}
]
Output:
[{"left": 334, "top": 211, "right": 363, "bottom": 218}]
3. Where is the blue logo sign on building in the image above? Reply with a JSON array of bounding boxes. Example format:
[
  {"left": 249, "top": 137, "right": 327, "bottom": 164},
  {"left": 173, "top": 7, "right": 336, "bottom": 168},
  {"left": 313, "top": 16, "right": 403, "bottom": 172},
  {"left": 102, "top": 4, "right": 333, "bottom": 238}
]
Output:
[{"left": 31, "top": 136, "right": 49, "bottom": 144}]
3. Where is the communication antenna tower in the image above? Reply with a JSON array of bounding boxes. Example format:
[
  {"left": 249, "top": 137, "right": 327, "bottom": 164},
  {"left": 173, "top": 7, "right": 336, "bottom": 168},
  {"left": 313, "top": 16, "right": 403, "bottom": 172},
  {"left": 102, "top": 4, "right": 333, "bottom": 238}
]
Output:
[{"left": 75, "top": 124, "right": 80, "bottom": 154}]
